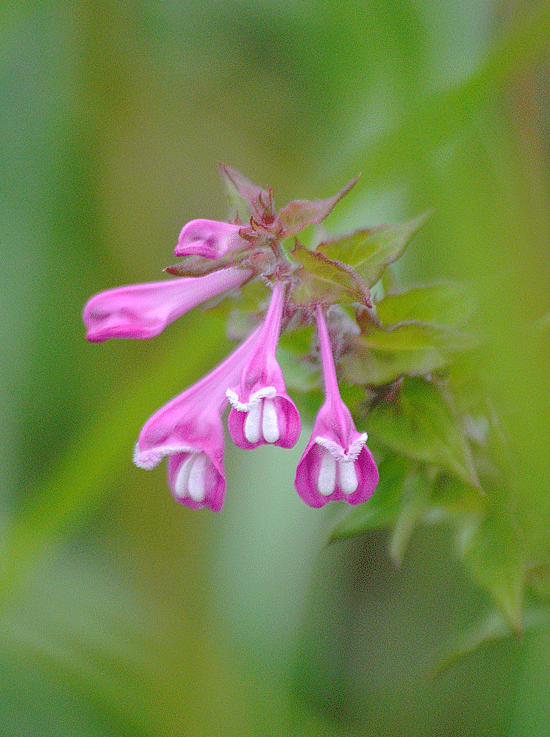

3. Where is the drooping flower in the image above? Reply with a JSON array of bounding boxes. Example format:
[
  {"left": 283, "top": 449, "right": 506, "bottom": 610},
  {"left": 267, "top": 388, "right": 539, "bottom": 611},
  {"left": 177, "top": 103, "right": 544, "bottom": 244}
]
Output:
[
  {"left": 226, "top": 280, "right": 301, "bottom": 449},
  {"left": 83, "top": 266, "right": 252, "bottom": 342},
  {"left": 295, "top": 305, "right": 378, "bottom": 508},
  {"left": 83, "top": 165, "right": 397, "bottom": 513},
  {"left": 175, "top": 219, "right": 249, "bottom": 260},
  {"left": 134, "top": 325, "right": 261, "bottom": 511}
]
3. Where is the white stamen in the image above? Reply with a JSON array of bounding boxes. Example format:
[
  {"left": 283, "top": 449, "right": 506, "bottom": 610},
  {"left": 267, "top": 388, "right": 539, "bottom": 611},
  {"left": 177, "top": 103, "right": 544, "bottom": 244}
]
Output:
[
  {"left": 317, "top": 449, "right": 337, "bottom": 496},
  {"left": 174, "top": 454, "right": 195, "bottom": 499},
  {"left": 187, "top": 453, "right": 207, "bottom": 502},
  {"left": 244, "top": 401, "right": 262, "bottom": 443},
  {"left": 339, "top": 459, "right": 359, "bottom": 494},
  {"left": 261, "top": 397, "right": 280, "bottom": 444}
]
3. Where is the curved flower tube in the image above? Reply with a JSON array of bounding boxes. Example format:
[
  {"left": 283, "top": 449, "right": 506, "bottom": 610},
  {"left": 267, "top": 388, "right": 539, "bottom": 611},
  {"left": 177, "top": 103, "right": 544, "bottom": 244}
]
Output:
[
  {"left": 295, "top": 305, "right": 378, "bottom": 508},
  {"left": 83, "top": 266, "right": 252, "bottom": 342},
  {"left": 134, "top": 326, "right": 261, "bottom": 511},
  {"left": 226, "top": 281, "right": 301, "bottom": 450},
  {"left": 175, "top": 219, "right": 249, "bottom": 259}
]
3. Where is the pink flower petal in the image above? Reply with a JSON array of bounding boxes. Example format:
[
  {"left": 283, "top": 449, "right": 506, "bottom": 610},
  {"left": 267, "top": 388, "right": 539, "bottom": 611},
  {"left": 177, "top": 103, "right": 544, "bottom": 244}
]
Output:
[
  {"left": 134, "top": 325, "right": 261, "bottom": 511},
  {"left": 295, "top": 306, "right": 378, "bottom": 507},
  {"left": 83, "top": 266, "right": 252, "bottom": 342},
  {"left": 226, "top": 281, "right": 301, "bottom": 449}
]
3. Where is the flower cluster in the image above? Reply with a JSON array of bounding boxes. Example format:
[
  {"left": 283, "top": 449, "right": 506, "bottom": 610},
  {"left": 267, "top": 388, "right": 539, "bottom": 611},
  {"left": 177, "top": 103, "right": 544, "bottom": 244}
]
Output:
[{"left": 83, "top": 165, "right": 378, "bottom": 511}]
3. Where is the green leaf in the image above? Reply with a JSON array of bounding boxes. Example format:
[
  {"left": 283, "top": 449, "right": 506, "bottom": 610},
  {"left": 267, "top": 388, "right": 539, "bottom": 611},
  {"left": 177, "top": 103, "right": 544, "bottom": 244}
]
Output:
[
  {"left": 329, "top": 456, "right": 410, "bottom": 543},
  {"left": 275, "top": 346, "right": 320, "bottom": 393},
  {"left": 368, "top": 377, "right": 479, "bottom": 487},
  {"left": 527, "top": 562, "right": 550, "bottom": 601},
  {"left": 430, "top": 475, "right": 487, "bottom": 521},
  {"left": 290, "top": 241, "right": 371, "bottom": 306},
  {"left": 317, "top": 211, "right": 431, "bottom": 287},
  {"left": 278, "top": 176, "right": 359, "bottom": 234},
  {"left": 432, "top": 606, "right": 550, "bottom": 677},
  {"left": 459, "top": 509, "right": 525, "bottom": 632},
  {"left": 375, "top": 282, "right": 475, "bottom": 327},
  {"left": 389, "top": 472, "right": 431, "bottom": 565},
  {"left": 341, "top": 323, "right": 474, "bottom": 386}
]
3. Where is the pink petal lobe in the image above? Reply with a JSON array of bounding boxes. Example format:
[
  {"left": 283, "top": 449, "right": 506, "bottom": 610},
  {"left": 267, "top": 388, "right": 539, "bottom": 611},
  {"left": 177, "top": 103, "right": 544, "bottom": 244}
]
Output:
[{"left": 294, "top": 401, "right": 379, "bottom": 508}]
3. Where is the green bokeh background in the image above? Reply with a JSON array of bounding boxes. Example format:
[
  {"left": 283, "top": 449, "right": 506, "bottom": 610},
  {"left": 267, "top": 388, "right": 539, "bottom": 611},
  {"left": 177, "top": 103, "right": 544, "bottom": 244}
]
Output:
[{"left": 1, "top": 0, "right": 550, "bottom": 734}]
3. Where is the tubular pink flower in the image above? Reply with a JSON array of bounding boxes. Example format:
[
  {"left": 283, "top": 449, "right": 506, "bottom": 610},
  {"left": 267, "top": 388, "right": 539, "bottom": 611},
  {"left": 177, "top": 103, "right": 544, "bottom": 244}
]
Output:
[
  {"left": 226, "top": 281, "right": 301, "bottom": 450},
  {"left": 295, "top": 306, "right": 378, "bottom": 508},
  {"left": 134, "top": 326, "right": 261, "bottom": 512},
  {"left": 83, "top": 266, "right": 252, "bottom": 342},
  {"left": 175, "top": 219, "right": 249, "bottom": 259}
]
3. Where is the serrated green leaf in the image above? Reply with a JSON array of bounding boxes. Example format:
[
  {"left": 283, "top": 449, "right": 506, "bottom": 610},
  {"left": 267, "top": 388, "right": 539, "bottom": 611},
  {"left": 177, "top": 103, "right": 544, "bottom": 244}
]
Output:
[
  {"left": 430, "top": 475, "right": 487, "bottom": 520},
  {"left": 278, "top": 176, "right": 359, "bottom": 234},
  {"left": 290, "top": 241, "right": 371, "bottom": 306},
  {"left": 432, "top": 606, "right": 550, "bottom": 677},
  {"left": 341, "top": 323, "right": 473, "bottom": 386},
  {"left": 329, "top": 456, "right": 410, "bottom": 542},
  {"left": 389, "top": 472, "right": 430, "bottom": 565},
  {"left": 459, "top": 510, "right": 525, "bottom": 632},
  {"left": 368, "top": 377, "right": 479, "bottom": 487},
  {"left": 375, "top": 282, "right": 475, "bottom": 327},
  {"left": 317, "top": 211, "right": 431, "bottom": 287}
]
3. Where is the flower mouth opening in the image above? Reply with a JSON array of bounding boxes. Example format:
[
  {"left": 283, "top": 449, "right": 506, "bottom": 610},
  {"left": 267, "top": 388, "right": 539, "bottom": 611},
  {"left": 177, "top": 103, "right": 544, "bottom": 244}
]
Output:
[
  {"left": 313, "top": 434, "right": 369, "bottom": 496},
  {"left": 316, "top": 445, "right": 360, "bottom": 496},
  {"left": 227, "top": 387, "right": 282, "bottom": 445},
  {"left": 174, "top": 451, "right": 211, "bottom": 503}
]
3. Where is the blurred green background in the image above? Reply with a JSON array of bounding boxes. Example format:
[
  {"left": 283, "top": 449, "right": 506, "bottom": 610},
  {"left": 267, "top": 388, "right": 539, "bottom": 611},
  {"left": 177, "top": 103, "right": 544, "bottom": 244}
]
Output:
[{"left": 1, "top": 0, "right": 550, "bottom": 734}]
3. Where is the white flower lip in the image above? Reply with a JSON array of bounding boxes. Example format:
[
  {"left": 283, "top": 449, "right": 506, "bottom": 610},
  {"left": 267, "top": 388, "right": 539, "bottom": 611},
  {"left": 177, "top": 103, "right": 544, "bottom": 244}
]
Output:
[
  {"left": 314, "top": 432, "right": 368, "bottom": 462},
  {"left": 226, "top": 386, "right": 277, "bottom": 412}
]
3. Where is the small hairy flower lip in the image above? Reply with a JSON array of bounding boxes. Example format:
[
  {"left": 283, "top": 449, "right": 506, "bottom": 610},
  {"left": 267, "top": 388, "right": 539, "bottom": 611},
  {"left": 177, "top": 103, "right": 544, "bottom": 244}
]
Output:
[{"left": 226, "top": 386, "right": 278, "bottom": 413}]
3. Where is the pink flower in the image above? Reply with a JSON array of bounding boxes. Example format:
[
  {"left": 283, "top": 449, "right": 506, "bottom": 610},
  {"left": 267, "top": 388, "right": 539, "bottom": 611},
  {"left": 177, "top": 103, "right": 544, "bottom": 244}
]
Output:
[
  {"left": 134, "top": 326, "right": 261, "bottom": 511},
  {"left": 83, "top": 266, "right": 252, "bottom": 342},
  {"left": 295, "top": 306, "right": 378, "bottom": 508},
  {"left": 175, "top": 219, "right": 249, "bottom": 259},
  {"left": 226, "top": 281, "right": 301, "bottom": 449}
]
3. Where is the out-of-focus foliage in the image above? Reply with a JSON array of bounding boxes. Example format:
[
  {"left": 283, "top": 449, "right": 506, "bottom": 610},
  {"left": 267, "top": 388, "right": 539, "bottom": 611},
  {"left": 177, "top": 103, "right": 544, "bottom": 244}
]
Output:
[{"left": 1, "top": 0, "right": 550, "bottom": 735}]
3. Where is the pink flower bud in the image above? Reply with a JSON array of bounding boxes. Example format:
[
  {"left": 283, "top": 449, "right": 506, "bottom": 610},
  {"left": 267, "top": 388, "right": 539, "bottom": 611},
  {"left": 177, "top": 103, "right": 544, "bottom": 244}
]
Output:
[{"left": 175, "top": 219, "right": 248, "bottom": 259}]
